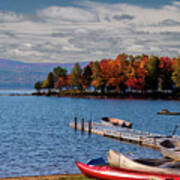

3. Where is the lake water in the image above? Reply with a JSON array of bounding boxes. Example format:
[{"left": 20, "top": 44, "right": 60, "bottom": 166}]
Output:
[{"left": 0, "top": 90, "right": 180, "bottom": 177}]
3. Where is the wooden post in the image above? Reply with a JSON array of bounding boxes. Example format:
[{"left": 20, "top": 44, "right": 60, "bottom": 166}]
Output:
[
  {"left": 153, "top": 137, "right": 156, "bottom": 146},
  {"left": 74, "top": 116, "right": 77, "bottom": 130},
  {"left": 88, "top": 120, "right": 92, "bottom": 134},
  {"left": 119, "top": 133, "right": 122, "bottom": 140},
  {"left": 172, "top": 125, "right": 178, "bottom": 136},
  {"left": 81, "top": 118, "right": 84, "bottom": 132},
  {"left": 139, "top": 136, "right": 142, "bottom": 144}
]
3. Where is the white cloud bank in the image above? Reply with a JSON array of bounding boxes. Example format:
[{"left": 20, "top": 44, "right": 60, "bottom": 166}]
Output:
[
  {"left": 0, "top": 1, "right": 179, "bottom": 63},
  {"left": 36, "top": 6, "right": 98, "bottom": 22}
]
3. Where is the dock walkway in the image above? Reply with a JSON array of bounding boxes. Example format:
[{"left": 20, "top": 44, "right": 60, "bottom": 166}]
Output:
[{"left": 69, "top": 122, "right": 180, "bottom": 149}]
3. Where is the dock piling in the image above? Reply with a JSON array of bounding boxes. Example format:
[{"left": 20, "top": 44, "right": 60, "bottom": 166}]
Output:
[
  {"left": 172, "top": 125, "right": 178, "bottom": 136},
  {"left": 74, "top": 116, "right": 77, "bottom": 130},
  {"left": 139, "top": 136, "right": 142, "bottom": 144},
  {"left": 69, "top": 120, "right": 178, "bottom": 150},
  {"left": 153, "top": 137, "right": 156, "bottom": 145},
  {"left": 81, "top": 118, "right": 84, "bottom": 132},
  {"left": 88, "top": 120, "right": 92, "bottom": 134}
]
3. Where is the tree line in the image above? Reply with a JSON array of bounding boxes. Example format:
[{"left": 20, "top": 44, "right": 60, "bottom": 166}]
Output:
[{"left": 34, "top": 53, "right": 180, "bottom": 94}]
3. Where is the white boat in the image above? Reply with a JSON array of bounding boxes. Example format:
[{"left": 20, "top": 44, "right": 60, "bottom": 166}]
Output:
[
  {"left": 107, "top": 149, "right": 180, "bottom": 175},
  {"left": 160, "top": 147, "right": 180, "bottom": 161},
  {"left": 160, "top": 139, "right": 180, "bottom": 161}
]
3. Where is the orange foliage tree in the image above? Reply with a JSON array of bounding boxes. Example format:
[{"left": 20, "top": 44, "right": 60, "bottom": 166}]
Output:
[
  {"left": 37, "top": 53, "right": 180, "bottom": 94},
  {"left": 125, "top": 55, "right": 148, "bottom": 91}
]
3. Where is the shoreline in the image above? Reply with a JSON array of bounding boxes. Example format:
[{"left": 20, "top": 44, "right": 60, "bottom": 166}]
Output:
[
  {"left": 32, "top": 91, "right": 180, "bottom": 101},
  {"left": 0, "top": 174, "right": 89, "bottom": 180},
  {"left": 0, "top": 91, "right": 179, "bottom": 101}
]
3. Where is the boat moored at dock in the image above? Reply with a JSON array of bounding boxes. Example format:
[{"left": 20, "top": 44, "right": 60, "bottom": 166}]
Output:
[{"left": 101, "top": 117, "right": 132, "bottom": 128}]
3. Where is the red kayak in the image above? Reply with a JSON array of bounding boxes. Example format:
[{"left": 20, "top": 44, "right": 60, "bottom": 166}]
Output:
[{"left": 76, "top": 161, "right": 180, "bottom": 180}]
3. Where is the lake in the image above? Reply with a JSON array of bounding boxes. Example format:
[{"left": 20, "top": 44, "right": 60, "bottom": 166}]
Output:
[{"left": 0, "top": 90, "right": 180, "bottom": 177}]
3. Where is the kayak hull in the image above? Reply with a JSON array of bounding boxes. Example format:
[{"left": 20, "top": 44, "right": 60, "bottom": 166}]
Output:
[{"left": 76, "top": 161, "right": 180, "bottom": 180}]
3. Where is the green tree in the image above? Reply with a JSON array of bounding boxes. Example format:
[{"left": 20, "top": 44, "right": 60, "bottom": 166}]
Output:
[
  {"left": 42, "top": 72, "right": 54, "bottom": 90},
  {"left": 42, "top": 79, "right": 48, "bottom": 89},
  {"left": 91, "top": 61, "right": 101, "bottom": 79},
  {"left": 34, "top": 81, "right": 42, "bottom": 93},
  {"left": 53, "top": 66, "right": 67, "bottom": 81},
  {"left": 47, "top": 72, "right": 54, "bottom": 89},
  {"left": 145, "top": 55, "right": 160, "bottom": 91},
  {"left": 172, "top": 57, "right": 180, "bottom": 88},
  {"left": 91, "top": 61, "right": 104, "bottom": 92},
  {"left": 159, "top": 57, "right": 173, "bottom": 91},
  {"left": 82, "top": 65, "right": 92, "bottom": 90},
  {"left": 70, "top": 63, "right": 83, "bottom": 91}
]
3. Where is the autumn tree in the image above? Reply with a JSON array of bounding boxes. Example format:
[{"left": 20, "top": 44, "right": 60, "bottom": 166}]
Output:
[
  {"left": 125, "top": 55, "right": 146, "bottom": 91},
  {"left": 55, "top": 77, "right": 67, "bottom": 90},
  {"left": 99, "top": 59, "right": 112, "bottom": 93},
  {"left": 124, "top": 55, "right": 136, "bottom": 91},
  {"left": 105, "top": 55, "right": 128, "bottom": 92},
  {"left": 35, "top": 53, "right": 180, "bottom": 96},
  {"left": 56, "top": 74, "right": 71, "bottom": 90}
]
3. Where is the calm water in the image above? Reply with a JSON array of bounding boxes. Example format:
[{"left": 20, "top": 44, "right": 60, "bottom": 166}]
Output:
[{"left": 0, "top": 91, "right": 180, "bottom": 177}]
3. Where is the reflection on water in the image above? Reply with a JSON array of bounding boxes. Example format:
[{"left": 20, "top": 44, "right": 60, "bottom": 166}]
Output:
[
  {"left": 0, "top": 92, "right": 179, "bottom": 177},
  {"left": 0, "top": 89, "right": 34, "bottom": 95}
]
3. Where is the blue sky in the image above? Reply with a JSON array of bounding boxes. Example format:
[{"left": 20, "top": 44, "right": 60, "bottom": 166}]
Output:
[
  {"left": 0, "top": 0, "right": 179, "bottom": 63},
  {"left": 0, "top": 0, "right": 175, "bottom": 13}
]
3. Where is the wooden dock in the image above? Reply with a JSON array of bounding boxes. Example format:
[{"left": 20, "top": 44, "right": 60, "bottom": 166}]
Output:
[{"left": 69, "top": 121, "right": 180, "bottom": 149}]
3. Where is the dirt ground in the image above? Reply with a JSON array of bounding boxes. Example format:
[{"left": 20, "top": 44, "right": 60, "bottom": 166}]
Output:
[{"left": 0, "top": 174, "right": 83, "bottom": 180}]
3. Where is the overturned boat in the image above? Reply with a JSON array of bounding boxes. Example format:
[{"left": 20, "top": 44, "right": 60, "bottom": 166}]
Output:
[
  {"left": 157, "top": 109, "right": 180, "bottom": 115},
  {"left": 101, "top": 117, "right": 132, "bottom": 128}
]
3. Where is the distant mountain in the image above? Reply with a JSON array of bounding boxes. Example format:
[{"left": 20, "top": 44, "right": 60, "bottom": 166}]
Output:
[{"left": 0, "top": 59, "right": 88, "bottom": 89}]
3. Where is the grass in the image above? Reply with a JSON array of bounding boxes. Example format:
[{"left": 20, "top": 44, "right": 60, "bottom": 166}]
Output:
[{"left": 56, "top": 175, "right": 92, "bottom": 180}]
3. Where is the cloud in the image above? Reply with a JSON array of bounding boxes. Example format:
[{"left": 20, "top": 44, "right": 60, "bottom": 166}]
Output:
[
  {"left": 0, "top": 1, "right": 179, "bottom": 63},
  {"left": 0, "top": 11, "right": 24, "bottom": 23},
  {"left": 113, "top": 14, "right": 134, "bottom": 21},
  {"left": 36, "top": 6, "right": 98, "bottom": 23},
  {"left": 159, "top": 19, "right": 180, "bottom": 26}
]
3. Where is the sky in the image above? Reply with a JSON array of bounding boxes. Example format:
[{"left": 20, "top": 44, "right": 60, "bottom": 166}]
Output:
[{"left": 0, "top": 0, "right": 179, "bottom": 63}]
